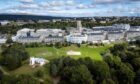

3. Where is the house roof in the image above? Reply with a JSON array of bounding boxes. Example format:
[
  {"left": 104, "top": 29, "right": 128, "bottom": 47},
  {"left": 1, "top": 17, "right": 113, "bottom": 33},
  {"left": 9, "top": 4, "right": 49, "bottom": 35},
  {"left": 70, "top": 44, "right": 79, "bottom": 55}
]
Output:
[
  {"left": 108, "top": 31, "right": 123, "bottom": 34},
  {"left": 88, "top": 33, "right": 104, "bottom": 35}
]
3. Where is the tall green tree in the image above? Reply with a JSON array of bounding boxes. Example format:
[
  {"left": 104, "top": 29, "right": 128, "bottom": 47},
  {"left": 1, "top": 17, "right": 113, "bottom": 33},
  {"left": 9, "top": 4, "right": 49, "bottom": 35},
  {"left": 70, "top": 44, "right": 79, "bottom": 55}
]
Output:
[
  {"left": 1, "top": 43, "right": 29, "bottom": 70},
  {"left": 60, "top": 65, "right": 94, "bottom": 84},
  {"left": 0, "top": 70, "right": 3, "bottom": 80},
  {"left": 16, "top": 74, "right": 40, "bottom": 84}
]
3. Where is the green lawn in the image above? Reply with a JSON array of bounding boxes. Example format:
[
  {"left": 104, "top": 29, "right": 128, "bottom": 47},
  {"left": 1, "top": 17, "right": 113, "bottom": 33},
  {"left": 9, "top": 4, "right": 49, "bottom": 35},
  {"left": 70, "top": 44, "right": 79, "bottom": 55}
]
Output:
[{"left": 26, "top": 45, "right": 111, "bottom": 61}]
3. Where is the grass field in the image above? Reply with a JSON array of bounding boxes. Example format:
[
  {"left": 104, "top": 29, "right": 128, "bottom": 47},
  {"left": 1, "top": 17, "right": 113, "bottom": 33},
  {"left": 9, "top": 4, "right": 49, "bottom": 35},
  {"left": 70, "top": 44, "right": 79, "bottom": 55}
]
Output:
[{"left": 26, "top": 45, "right": 111, "bottom": 61}]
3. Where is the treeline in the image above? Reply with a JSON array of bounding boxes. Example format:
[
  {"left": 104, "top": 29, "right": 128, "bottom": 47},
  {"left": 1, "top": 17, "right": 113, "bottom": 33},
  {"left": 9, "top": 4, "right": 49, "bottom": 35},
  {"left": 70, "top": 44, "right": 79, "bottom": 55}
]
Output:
[
  {"left": 0, "top": 21, "right": 120, "bottom": 34},
  {"left": 24, "top": 42, "right": 104, "bottom": 49},
  {"left": 1, "top": 20, "right": 140, "bottom": 34},
  {"left": 49, "top": 42, "right": 140, "bottom": 84},
  {"left": 24, "top": 42, "right": 72, "bottom": 48}
]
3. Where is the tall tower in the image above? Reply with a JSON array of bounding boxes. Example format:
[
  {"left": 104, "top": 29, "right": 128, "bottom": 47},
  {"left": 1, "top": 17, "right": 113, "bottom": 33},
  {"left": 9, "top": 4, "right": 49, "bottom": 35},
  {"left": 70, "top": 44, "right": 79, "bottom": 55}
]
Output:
[{"left": 77, "top": 20, "right": 82, "bottom": 32}]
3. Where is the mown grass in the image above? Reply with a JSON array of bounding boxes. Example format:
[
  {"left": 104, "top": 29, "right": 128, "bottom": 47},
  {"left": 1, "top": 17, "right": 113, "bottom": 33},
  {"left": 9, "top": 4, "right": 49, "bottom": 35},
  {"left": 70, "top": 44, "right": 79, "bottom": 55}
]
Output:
[{"left": 26, "top": 44, "right": 111, "bottom": 61}]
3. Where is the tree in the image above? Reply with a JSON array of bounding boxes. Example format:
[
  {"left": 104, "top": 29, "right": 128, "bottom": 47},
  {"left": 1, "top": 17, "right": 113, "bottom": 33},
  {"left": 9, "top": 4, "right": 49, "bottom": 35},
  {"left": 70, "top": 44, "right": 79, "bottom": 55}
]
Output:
[
  {"left": 135, "top": 69, "right": 140, "bottom": 84},
  {"left": 55, "top": 42, "right": 62, "bottom": 48},
  {"left": 101, "top": 79, "right": 116, "bottom": 84},
  {"left": 62, "top": 57, "right": 79, "bottom": 67},
  {"left": 34, "top": 70, "right": 44, "bottom": 78},
  {"left": 76, "top": 44, "right": 81, "bottom": 47},
  {"left": 1, "top": 43, "right": 29, "bottom": 70},
  {"left": 6, "top": 35, "right": 13, "bottom": 44},
  {"left": 0, "top": 75, "right": 17, "bottom": 84},
  {"left": 109, "top": 43, "right": 127, "bottom": 56},
  {"left": 91, "top": 61, "right": 111, "bottom": 83},
  {"left": 50, "top": 64, "right": 58, "bottom": 77},
  {"left": 60, "top": 65, "right": 94, "bottom": 84},
  {"left": 104, "top": 55, "right": 122, "bottom": 69},
  {"left": 131, "top": 57, "right": 140, "bottom": 71},
  {"left": 16, "top": 74, "right": 40, "bottom": 84},
  {"left": 0, "top": 70, "right": 3, "bottom": 80},
  {"left": 115, "top": 63, "right": 135, "bottom": 84}
]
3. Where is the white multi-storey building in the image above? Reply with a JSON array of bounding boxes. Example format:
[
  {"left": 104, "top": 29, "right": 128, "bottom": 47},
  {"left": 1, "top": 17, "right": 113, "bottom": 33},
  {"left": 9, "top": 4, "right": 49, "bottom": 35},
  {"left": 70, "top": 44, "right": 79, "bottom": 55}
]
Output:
[
  {"left": 129, "top": 26, "right": 140, "bottom": 31},
  {"left": 113, "top": 24, "right": 130, "bottom": 31},
  {"left": 82, "top": 29, "right": 95, "bottom": 34},
  {"left": 87, "top": 33, "right": 106, "bottom": 43},
  {"left": 44, "top": 36, "right": 64, "bottom": 43},
  {"left": 14, "top": 28, "right": 65, "bottom": 43},
  {"left": 36, "top": 29, "right": 64, "bottom": 37},
  {"left": 126, "top": 31, "right": 140, "bottom": 41},
  {"left": 66, "top": 34, "right": 87, "bottom": 44},
  {"left": 16, "top": 36, "right": 43, "bottom": 43},
  {"left": 12, "top": 23, "right": 140, "bottom": 44},
  {"left": 108, "top": 32, "right": 124, "bottom": 42},
  {"left": 15, "top": 29, "right": 43, "bottom": 43},
  {"left": 17, "top": 28, "right": 35, "bottom": 36}
]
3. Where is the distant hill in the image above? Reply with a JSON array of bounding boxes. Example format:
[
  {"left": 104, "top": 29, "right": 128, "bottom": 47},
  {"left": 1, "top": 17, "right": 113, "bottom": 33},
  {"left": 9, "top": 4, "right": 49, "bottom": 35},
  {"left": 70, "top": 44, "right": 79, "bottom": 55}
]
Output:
[{"left": 0, "top": 14, "right": 72, "bottom": 20}]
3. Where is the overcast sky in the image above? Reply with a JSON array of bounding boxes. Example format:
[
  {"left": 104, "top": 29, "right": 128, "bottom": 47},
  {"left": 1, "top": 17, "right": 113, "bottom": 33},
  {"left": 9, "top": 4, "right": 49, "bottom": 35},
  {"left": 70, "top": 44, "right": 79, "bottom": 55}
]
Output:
[{"left": 0, "top": 0, "right": 140, "bottom": 17}]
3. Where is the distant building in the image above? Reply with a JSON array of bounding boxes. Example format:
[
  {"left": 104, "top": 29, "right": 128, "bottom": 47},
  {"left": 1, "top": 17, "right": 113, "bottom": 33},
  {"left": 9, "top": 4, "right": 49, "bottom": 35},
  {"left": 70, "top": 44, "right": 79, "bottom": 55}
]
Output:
[
  {"left": 100, "top": 21, "right": 106, "bottom": 24},
  {"left": 77, "top": 20, "right": 82, "bottom": 32},
  {"left": 16, "top": 36, "right": 43, "bottom": 43},
  {"left": 82, "top": 29, "right": 94, "bottom": 34},
  {"left": 0, "top": 35, "right": 7, "bottom": 44},
  {"left": 13, "top": 23, "right": 140, "bottom": 44},
  {"left": 44, "top": 36, "right": 64, "bottom": 43},
  {"left": 67, "top": 27, "right": 81, "bottom": 35},
  {"left": 66, "top": 34, "right": 87, "bottom": 44},
  {"left": 38, "top": 20, "right": 50, "bottom": 23},
  {"left": 67, "top": 21, "right": 83, "bottom": 35},
  {"left": 17, "top": 28, "right": 35, "bottom": 36},
  {"left": 0, "top": 20, "right": 10, "bottom": 26},
  {"left": 126, "top": 31, "right": 140, "bottom": 41},
  {"left": 52, "top": 19, "right": 62, "bottom": 22},
  {"left": 87, "top": 33, "right": 105, "bottom": 43},
  {"left": 16, "top": 21, "right": 28, "bottom": 26},
  {"left": 15, "top": 31, "right": 43, "bottom": 43},
  {"left": 113, "top": 24, "right": 130, "bottom": 31},
  {"left": 36, "top": 29, "right": 64, "bottom": 37},
  {"left": 129, "top": 26, "right": 140, "bottom": 31},
  {"left": 108, "top": 31, "right": 124, "bottom": 42},
  {"left": 36, "top": 29, "right": 48, "bottom": 36},
  {"left": 92, "top": 26, "right": 112, "bottom": 32}
]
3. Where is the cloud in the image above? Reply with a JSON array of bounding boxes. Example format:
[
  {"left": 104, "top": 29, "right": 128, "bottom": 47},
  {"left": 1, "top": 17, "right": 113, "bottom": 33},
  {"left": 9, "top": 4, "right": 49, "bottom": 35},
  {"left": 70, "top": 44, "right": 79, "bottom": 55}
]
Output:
[
  {"left": 130, "top": 0, "right": 140, "bottom": 1},
  {"left": 6, "top": 9, "right": 33, "bottom": 14},
  {"left": 65, "top": 0, "right": 75, "bottom": 5},
  {"left": 38, "top": 0, "right": 75, "bottom": 10},
  {"left": 20, "top": 4, "right": 39, "bottom": 9},
  {"left": 76, "top": 4, "right": 88, "bottom": 9},
  {"left": 94, "top": 0, "right": 125, "bottom": 4},
  {"left": 19, "top": 0, "right": 34, "bottom": 3},
  {"left": 6, "top": 3, "right": 40, "bottom": 10},
  {"left": 0, "top": 0, "right": 140, "bottom": 16},
  {"left": 93, "top": 0, "right": 140, "bottom": 4},
  {"left": 41, "top": 0, "right": 75, "bottom": 7},
  {"left": 48, "top": 1, "right": 65, "bottom": 6}
]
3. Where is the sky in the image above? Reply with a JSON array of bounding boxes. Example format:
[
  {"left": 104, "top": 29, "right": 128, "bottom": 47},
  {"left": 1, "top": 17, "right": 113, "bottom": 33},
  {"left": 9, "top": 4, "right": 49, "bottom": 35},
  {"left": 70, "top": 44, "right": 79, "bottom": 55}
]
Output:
[{"left": 0, "top": 0, "right": 140, "bottom": 17}]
